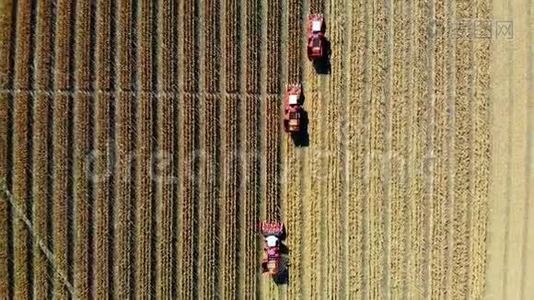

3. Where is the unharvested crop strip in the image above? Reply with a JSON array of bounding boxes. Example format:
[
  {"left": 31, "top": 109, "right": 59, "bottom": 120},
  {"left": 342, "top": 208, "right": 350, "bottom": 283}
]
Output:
[
  {"left": 135, "top": 0, "right": 156, "bottom": 297},
  {"left": 183, "top": 0, "right": 199, "bottom": 93},
  {"left": 31, "top": 0, "right": 56, "bottom": 297},
  {"left": 225, "top": 0, "right": 240, "bottom": 93},
  {"left": 113, "top": 0, "right": 136, "bottom": 298},
  {"left": 266, "top": 0, "right": 281, "bottom": 94},
  {"left": 451, "top": 0, "right": 474, "bottom": 298},
  {"left": 198, "top": 98, "right": 220, "bottom": 299},
  {"left": 368, "top": 0, "right": 387, "bottom": 297},
  {"left": 408, "top": 0, "right": 432, "bottom": 296},
  {"left": 287, "top": 0, "right": 302, "bottom": 83},
  {"left": 245, "top": 0, "right": 261, "bottom": 94},
  {"left": 265, "top": 96, "right": 281, "bottom": 220},
  {"left": 388, "top": 0, "right": 410, "bottom": 296},
  {"left": 204, "top": 0, "right": 220, "bottom": 93},
  {"left": 93, "top": 0, "right": 116, "bottom": 297},
  {"left": 12, "top": 0, "right": 36, "bottom": 297},
  {"left": 154, "top": 1, "right": 177, "bottom": 298},
  {"left": 72, "top": 0, "right": 96, "bottom": 297},
  {"left": 0, "top": 0, "right": 16, "bottom": 296},
  {"left": 429, "top": 0, "right": 450, "bottom": 297},
  {"left": 179, "top": 95, "right": 199, "bottom": 299},
  {"left": 468, "top": 1, "right": 490, "bottom": 298},
  {"left": 222, "top": 96, "right": 240, "bottom": 298},
  {"left": 242, "top": 96, "right": 260, "bottom": 299}
]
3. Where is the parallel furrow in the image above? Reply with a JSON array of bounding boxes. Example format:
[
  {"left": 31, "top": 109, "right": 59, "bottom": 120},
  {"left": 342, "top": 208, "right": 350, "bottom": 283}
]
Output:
[
  {"left": 32, "top": 0, "right": 56, "bottom": 297},
  {"left": 114, "top": 0, "right": 136, "bottom": 297},
  {"left": 155, "top": 0, "right": 177, "bottom": 298},
  {"left": 179, "top": 95, "right": 199, "bottom": 299},
  {"left": 0, "top": 0, "right": 16, "bottom": 296},
  {"left": 135, "top": 0, "right": 156, "bottom": 297},
  {"left": 73, "top": 0, "right": 95, "bottom": 297},
  {"left": 243, "top": 96, "right": 260, "bottom": 299},
  {"left": 199, "top": 97, "right": 220, "bottom": 299},
  {"left": 222, "top": 96, "right": 240, "bottom": 298},
  {"left": 12, "top": 0, "right": 36, "bottom": 297}
]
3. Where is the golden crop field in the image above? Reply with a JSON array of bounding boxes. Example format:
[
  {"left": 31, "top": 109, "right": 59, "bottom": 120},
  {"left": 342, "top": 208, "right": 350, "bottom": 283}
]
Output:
[{"left": 0, "top": 0, "right": 532, "bottom": 299}]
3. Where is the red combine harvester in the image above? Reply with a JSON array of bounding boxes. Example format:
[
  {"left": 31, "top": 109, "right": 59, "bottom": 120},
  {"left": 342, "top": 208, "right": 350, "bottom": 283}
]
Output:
[
  {"left": 260, "top": 222, "right": 286, "bottom": 277},
  {"left": 307, "top": 14, "right": 326, "bottom": 61},
  {"left": 284, "top": 84, "right": 303, "bottom": 133}
]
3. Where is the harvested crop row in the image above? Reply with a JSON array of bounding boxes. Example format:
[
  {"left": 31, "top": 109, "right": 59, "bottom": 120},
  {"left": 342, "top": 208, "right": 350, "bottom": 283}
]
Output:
[
  {"left": 241, "top": 96, "right": 260, "bottom": 299},
  {"left": 204, "top": 0, "right": 220, "bottom": 93},
  {"left": 221, "top": 96, "right": 240, "bottom": 298},
  {"left": 135, "top": 0, "right": 156, "bottom": 297},
  {"left": 0, "top": 0, "right": 15, "bottom": 293},
  {"left": 245, "top": 0, "right": 261, "bottom": 94},
  {"left": 12, "top": 0, "right": 36, "bottom": 297},
  {"left": 368, "top": 0, "right": 387, "bottom": 297},
  {"left": 179, "top": 94, "right": 199, "bottom": 299},
  {"left": 468, "top": 1, "right": 491, "bottom": 296},
  {"left": 72, "top": 1, "right": 94, "bottom": 297},
  {"left": 198, "top": 97, "right": 220, "bottom": 299},
  {"left": 31, "top": 0, "right": 56, "bottom": 296},
  {"left": 113, "top": 0, "right": 136, "bottom": 298},
  {"left": 155, "top": 96, "right": 175, "bottom": 298},
  {"left": 346, "top": 0, "right": 367, "bottom": 296},
  {"left": 266, "top": 1, "right": 281, "bottom": 94},
  {"left": 451, "top": 0, "right": 474, "bottom": 298},
  {"left": 429, "top": 0, "right": 449, "bottom": 297},
  {"left": 225, "top": 0, "right": 240, "bottom": 93}
]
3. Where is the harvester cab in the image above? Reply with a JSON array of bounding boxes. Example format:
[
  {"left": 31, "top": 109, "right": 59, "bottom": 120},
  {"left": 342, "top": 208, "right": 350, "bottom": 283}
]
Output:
[
  {"left": 284, "top": 84, "right": 303, "bottom": 133},
  {"left": 307, "top": 14, "right": 326, "bottom": 61},
  {"left": 260, "top": 222, "right": 286, "bottom": 277}
]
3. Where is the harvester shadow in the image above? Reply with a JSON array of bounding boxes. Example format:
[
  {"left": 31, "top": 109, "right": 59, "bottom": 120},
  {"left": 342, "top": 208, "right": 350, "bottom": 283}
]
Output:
[
  {"left": 312, "top": 39, "right": 332, "bottom": 75},
  {"left": 291, "top": 109, "right": 309, "bottom": 147}
]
